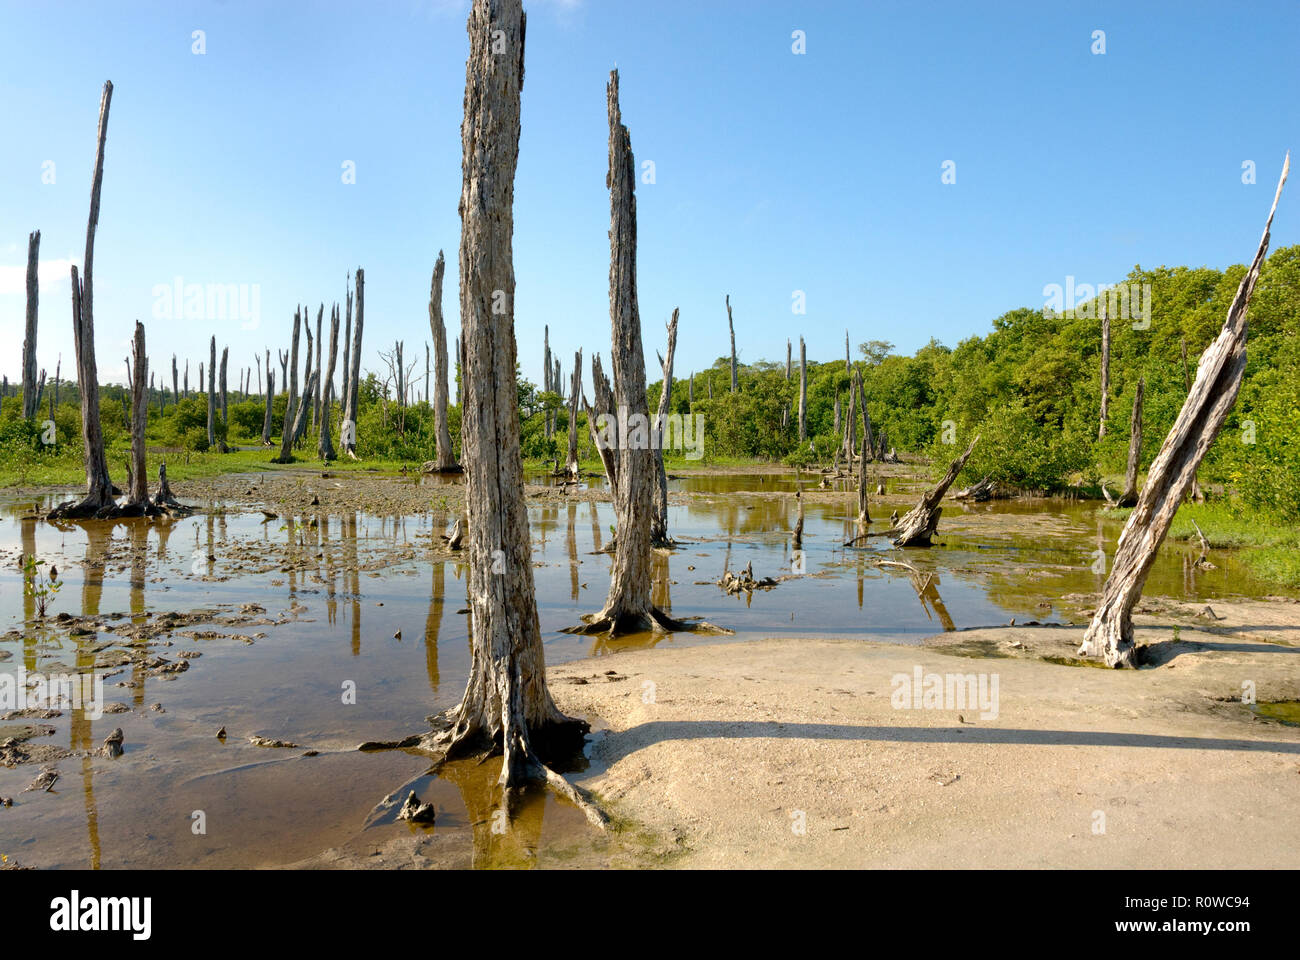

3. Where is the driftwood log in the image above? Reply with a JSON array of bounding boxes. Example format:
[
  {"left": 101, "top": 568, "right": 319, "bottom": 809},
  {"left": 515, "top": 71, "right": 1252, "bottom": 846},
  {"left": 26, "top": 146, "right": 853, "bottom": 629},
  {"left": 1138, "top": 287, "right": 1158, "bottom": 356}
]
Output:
[
  {"left": 1079, "top": 154, "right": 1289, "bottom": 668},
  {"left": 889, "top": 435, "right": 979, "bottom": 547}
]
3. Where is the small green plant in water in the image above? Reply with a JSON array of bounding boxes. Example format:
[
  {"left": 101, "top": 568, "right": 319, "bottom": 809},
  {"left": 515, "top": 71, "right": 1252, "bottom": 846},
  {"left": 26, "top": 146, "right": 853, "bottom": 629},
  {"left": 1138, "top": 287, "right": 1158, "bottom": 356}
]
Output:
[{"left": 23, "top": 555, "right": 62, "bottom": 619}]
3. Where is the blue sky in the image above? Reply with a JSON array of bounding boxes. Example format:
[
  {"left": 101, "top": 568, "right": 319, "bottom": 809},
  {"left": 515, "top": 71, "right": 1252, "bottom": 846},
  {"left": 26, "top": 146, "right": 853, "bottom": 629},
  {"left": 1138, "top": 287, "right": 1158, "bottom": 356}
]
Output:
[{"left": 1, "top": 0, "right": 1297, "bottom": 395}]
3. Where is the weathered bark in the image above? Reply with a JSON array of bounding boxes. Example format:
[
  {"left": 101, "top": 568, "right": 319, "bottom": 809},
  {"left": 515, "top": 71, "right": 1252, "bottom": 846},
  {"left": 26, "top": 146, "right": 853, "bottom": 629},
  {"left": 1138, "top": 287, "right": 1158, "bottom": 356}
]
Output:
[
  {"left": 797, "top": 336, "right": 807, "bottom": 441},
  {"left": 890, "top": 435, "right": 980, "bottom": 547},
  {"left": 424, "top": 252, "right": 458, "bottom": 472},
  {"left": 341, "top": 278, "right": 352, "bottom": 423},
  {"left": 1117, "top": 377, "right": 1144, "bottom": 507},
  {"left": 261, "top": 368, "right": 275, "bottom": 445},
  {"left": 21, "top": 230, "right": 40, "bottom": 419},
  {"left": 583, "top": 353, "right": 618, "bottom": 488},
  {"left": 128, "top": 322, "right": 148, "bottom": 505},
  {"left": 301, "top": 313, "right": 315, "bottom": 436},
  {"left": 568, "top": 72, "right": 721, "bottom": 640},
  {"left": 343, "top": 271, "right": 364, "bottom": 457},
  {"left": 726, "top": 294, "right": 737, "bottom": 393},
  {"left": 206, "top": 337, "right": 216, "bottom": 448},
  {"left": 565, "top": 348, "right": 583, "bottom": 479},
  {"left": 429, "top": 0, "right": 600, "bottom": 811},
  {"left": 49, "top": 81, "right": 116, "bottom": 521},
  {"left": 288, "top": 371, "right": 318, "bottom": 450},
  {"left": 296, "top": 307, "right": 323, "bottom": 445},
  {"left": 318, "top": 304, "right": 340, "bottom": 461},
  {"left": 1080, "top": 155, "right": 1288, "bottom": 668},
  {"left": 651, "top": 308, "right": 679, "bottom": 546},
  {"left": 274, "top": 309, "right": 301, "bottom": 463},
  {"left": 219, "top": 345, "right": 229, "bottom": 446},
  {"left": 1098, "top": 312, "right": 1111, "bottom": 439}
]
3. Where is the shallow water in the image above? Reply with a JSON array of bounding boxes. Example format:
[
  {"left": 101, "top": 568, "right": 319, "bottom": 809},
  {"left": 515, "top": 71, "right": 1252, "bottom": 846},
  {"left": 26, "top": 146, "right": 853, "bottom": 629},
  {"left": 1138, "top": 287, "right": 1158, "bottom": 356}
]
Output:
[{"left": 0, "top": 477, "right": 1282, "bottom": 868}]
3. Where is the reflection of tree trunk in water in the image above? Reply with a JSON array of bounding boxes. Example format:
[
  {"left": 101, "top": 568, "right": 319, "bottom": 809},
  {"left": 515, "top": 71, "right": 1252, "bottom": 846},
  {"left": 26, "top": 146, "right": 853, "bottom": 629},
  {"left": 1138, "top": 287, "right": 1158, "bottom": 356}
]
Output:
[
  {"left": 567, "top": 502, "right": 579, "bottom": 602},
  {"left": 437, "top": 759, "right": 547, "bottom": 869},
  {"left": 425, "top": 561, "right": 444, "bottom": 696},
  {"left": 344, "top": 512, "right": 360, "bottom": 656},
  {"left": 70, "top": 630, "right": 102, "bottom": 868},
  {"left": 206, "top": 513, "right": 216, "bottom": 580},
  {"left": 651, "top": 549, "right": 671, "bottom": 612},
  {"left": 588, "top": 500, "right": 602, "bottom": 553},
  {"left": 21, "top": 516, "right": 36, "bottom": 669}
]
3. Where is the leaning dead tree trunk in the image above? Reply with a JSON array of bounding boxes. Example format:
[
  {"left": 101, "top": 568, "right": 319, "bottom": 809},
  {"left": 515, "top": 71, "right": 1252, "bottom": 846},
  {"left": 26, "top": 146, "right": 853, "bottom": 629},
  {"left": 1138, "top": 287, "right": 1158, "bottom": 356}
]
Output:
[
  {"left": 274, "top": 309, "right": 301, "bottom": 463},
  {"left": 1117, "top": 376, "right": 1144, "bottom": 507},
  {"left": 1080, "top": 155, "right": 1288, "bottom": 668},
  {"left": 1098, "top": 311, "right": 1111, "bottom": 439},
  {"left": 565, "top": 348, "right": 583, "bottom": 479},
  {"left": 651, "top": 307, "right": 679, "bottom": 546},
  {"left": 343, "top": 270, "right": 364, "bottom": 458},
  {"left": 582, "top": 353, "right": 618, "bottom": 488},
  {"left": 426, "top": 252, "right": 459, "bottom": 472},
  {"left": 889, "top": 434, "right": 979, "bottom": 547},
  {"left": 568, "top": 71, "right": 723, "bottom": 639},
  {"left": 126, "top": 321, "right": 149, "bottom": 508},
  {"left": 797, "top": 335, "right": 807, "bottom": 441},
  {"left": 318, "top": 304, "right": 340, "bottom": 461},
  {"left": 21, "top": 230, "right": 40, "bottom": 419},
  {"left": 726, "top": 294, "right": 737, "bottom": 393},
  {"left": 424, "top": 0, "right": 602, "bottom": 821},
  {"left": 50, "top": 81, "right": 116, "bottom": 521}
]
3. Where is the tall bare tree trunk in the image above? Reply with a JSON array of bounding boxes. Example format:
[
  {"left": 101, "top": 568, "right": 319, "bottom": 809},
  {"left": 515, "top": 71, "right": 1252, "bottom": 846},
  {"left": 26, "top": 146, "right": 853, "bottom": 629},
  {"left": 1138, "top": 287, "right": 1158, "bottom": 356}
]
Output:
[
  {"left": 785, "top": 339, "right": 791, "bottom": 381},
  {"left": 171, "top": 355, "right": 178, "bottom": 417},
  {"left": 1099, "top": 312, "right": 1111, "bottom": 439},
  {"left": 427, "top": 251, "right": 458, "bottom": 472},
  {"left": 430, "top": 0, "right": 599, "bottom": 811},
  {"left": 341, "top": 279, "right": 352, "bottom": 426},
  {"left": 798, "top": 336, "right": 807, "bottom": 442},
  {"left": 1080, "top": 155, "right": 1288, "bottom": 668},
  {"left": 651, "top": 307, "right": 678, "bottom": 546},
  {"left": 543, "top": 324, "right": 553, "bottom": 437},
  {"left": 219, "top": 345, "right": 229, "bottom": 448},
  {"left": 128, "top": 322, "right": 148, "bottom": 506},
  {"left": 565, "top": 348, "right": 582, "bottom": 479},
  {"left": 726, "top": 294, "right": 737, "bottom": 393},
  {"left": 319, "top": 304, "right": 340, "bottom": 460},
  {"left": 1117, "top": 377, "right": 1144, "bottom": 507},
  {"left": 22, "top": 230, "right": 40, "bottom": 419},
  {"left": 206, "top": 337, "right": 216, "bottom": 449},
  {"left": 262, "top": 368, "right": 275, "bottom": 445},
  {"left": 50, "top": 81, "right": 116, "bottom": 520},
  {"left": 275, "top": 309, "right": 301, "bottom": 463},
  {"left": 313, "top": 305, "right": 323, "bottom": 430},
  {"left": 343, "top": 271, "right": 364, "bottom": 458}
]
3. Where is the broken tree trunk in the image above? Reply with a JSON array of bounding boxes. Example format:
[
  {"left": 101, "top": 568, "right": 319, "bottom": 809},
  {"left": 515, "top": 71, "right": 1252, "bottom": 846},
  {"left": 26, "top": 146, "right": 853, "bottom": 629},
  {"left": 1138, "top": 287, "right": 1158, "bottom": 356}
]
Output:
[
  {"left": 890, "top": 434, "right": 980, "bottom": 547},
  {"left": 206, "top": 337, "right": 216, "bottom": 449},
  {"left": 127, "top": 322, "right": 148, "bottom": 506},
  {"left": 343, "top": 270, "right": 364, "bottom": 458},
  {"left": 318, "top": 303, "right": 340, "bottom": 461},
  {"left": 543, "top": 325, "right": 553, "bottom": 437},
  {"left": 171, "top": 355, "right": 178, "bottom": 418},
  {"left": 786, "top": 339, "right": 791, "bottom": 381},
  {"left": 583, "top": 352, "right": 618, "bottom": 489},
  {"left": 219, "top": 345, "right": 228, "bottom": 449},
  {"left": 261, "top": 369, "right": 275, "bottom": 445},
  {"left": 1079, "top": 155, "right": 1288, "bottom": 668},
  {"left": 565, "top": 348, "right": 583, "bottom": 479},
  {"left": 21, "top": 230, "right": 40, "bottom": 419},
  {"left": 313, "top": 305, "right": 323, "bottom": 430},
  {"left": 1117, "top": 376, "right": 1144, "bottom": 507},
  {"left": 726, "top": 294, "right": 737, "bottom": 393},
  {"left": 49, "top": 81, "right": 116, "bottom": 521},
  {"left": 567, "top": 71, "right": 722, "bottom": 640},
  {"left": 651, "top": 307, "right": 679, "bottom": 546},
  {"left": 1098, "top": 312, "right": 1110, "bottom": 439},
  {"left": 428, "top": 251, "right": 459, "bottom": 471},
  {"left": 430, "top": 0, "right": 601, "bottom": 816},
  {"left": 274, "top": 309, "right": 301, "bottom": 463},
  {"left": 798, "top": 336, "right": 807, "bottom": 441}
]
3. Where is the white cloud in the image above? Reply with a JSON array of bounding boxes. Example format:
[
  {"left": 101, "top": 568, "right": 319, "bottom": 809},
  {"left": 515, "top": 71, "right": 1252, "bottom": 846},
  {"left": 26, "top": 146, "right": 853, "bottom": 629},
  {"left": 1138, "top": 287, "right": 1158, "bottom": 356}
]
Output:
[{"left": 0, "top": 257, "right": 77, "bottom": 297}]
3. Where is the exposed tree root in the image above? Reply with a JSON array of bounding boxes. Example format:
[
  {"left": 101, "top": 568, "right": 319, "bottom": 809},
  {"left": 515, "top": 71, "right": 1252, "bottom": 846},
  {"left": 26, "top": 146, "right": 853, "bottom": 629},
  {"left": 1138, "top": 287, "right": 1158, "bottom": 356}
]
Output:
[{"left": 562, "top": 605, "right": 730, "bottom": 638}]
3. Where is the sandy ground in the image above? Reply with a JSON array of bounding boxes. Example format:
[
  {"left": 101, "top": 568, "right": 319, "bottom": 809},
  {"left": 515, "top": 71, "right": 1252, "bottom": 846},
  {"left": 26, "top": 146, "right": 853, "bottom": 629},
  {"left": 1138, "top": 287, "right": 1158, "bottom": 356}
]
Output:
[{"left": 550, "top": 598, "right": 1300, "bottom": 868}]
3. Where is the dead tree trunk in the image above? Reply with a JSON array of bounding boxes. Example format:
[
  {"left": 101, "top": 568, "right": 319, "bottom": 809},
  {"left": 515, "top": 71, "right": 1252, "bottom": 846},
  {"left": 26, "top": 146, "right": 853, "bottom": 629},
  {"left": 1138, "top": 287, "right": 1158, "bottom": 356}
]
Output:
[
  {"left": 313, "top": 305, "right": 323, "bottom": 430},
  {"left": 651, "top": 307, "right": 679, "bottom": 546},
  {"left": 430, "top": 0, "right": 600, "bottom": 815},
  {"left": 261, "top": 368, "right": 275, "bottom": 445},
  {"left": 785, "top": 339, "right": 791, "bottom": 381},
  {"left": 206, "top": 337, "right": 216, "bottom": 449},
  {"left": 341, "top": 279, "right": 352, "bottom": 425},
  {"left": 183, "top": 359, "right": 189, "bottom": 397},
  {"left": 1098, "top": 312, "right": 1111, "bottom": 439},
  {"left": 219, "top": 345, "right": 229, "bottom": 448},
  {"left": 726, "top": 294, "right": 737, "bottom": 393},
  {"left": 343, "top": 271, "right": 364, "bottom": 458},
  {"left": 318, "top": 304, "right": 339, "bottom": 461},
  {"left": 565, "top": 348, "right": 583, "bottom": 479},
  {"left": 301, "top": 313, "right": 315, "bottom": 437},
  {"left": 568, "top": 71, "right": 721, "bottom": 639},
  {"left": 275, "top": 309, "right": 301, "bottom": 463},
  {"left": 426, "top": 252, "right": 458, "bottom": 471},
  {"left": 127, "top": 322, "right": 148, "bottom": 507},
  {"left": 1080, "top": 155, "right": 1288, "bottom": 668},
  {"left": 543, "top": 325, "right": 553, "bottom": 437},
  {"left": 170, "top": 355, "right": 178, "bottom": 417},
  {"left": 890, "top": 435, "right": 980, "bottom": 547},
  {"left": 797, "top": 336, "right": 807, "bottom": 441},
  {"left": 50, "top": 81, "right": 116, "bottom": 521},
  {"left": 1117, "top": 377, "right": 1144, "bottom": 507},
  {"left": 845, "top": 329, "right": 850, "bottom": 374},
  {"left": 855, "top": 367, "right": 869, "bottom": 525},
  {"left": 21, "top": 230, "right": 40, "bottom": 419},
  {"left": 583, "top": 353, "right": 618, "bottom": 488}
]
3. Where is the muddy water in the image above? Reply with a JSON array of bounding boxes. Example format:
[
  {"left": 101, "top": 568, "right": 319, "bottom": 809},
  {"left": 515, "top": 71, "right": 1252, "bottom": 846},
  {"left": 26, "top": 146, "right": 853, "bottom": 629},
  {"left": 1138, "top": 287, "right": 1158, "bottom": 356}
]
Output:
[{"left": 0, "top": 477, "right": 1281, "bottom": 869}]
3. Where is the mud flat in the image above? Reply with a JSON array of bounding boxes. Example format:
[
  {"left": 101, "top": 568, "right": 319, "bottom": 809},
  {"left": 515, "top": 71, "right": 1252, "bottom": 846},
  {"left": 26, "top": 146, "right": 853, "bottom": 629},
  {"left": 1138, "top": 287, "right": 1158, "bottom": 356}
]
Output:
[{"left": 551, "top": 598, "right": 1300, "bottom": 868}]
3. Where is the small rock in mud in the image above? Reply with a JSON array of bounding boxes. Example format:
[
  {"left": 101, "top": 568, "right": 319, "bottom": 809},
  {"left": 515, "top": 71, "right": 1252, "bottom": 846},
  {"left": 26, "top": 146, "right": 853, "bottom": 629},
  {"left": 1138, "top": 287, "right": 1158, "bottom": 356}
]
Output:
[
  {"left": 149, "top": 703, "right": 165, "bottom": 713},
  {"left": 0, "top": 796, "right": 12, "bottom": 807},
  {"left": 100, "top": 728, "right": 125, "bottom": 758},
  {"left": 216, "top": 726, "right": 227, "bottom": 739},
  {"left": 397, "top": 790, "right": 436, "bottom": 824},
  {"left": 23, "top": 767, "right": 59, "bottom": 792},
  {"left": 301, "top": 749, "right": 319, "bottom": 757},
  {"left": 248, "top": 736, "right": 298, "bottom": 748},
  {"left": 103, "top": 703, "right": 131, "bottom": 714}
]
